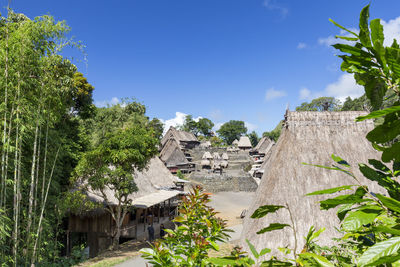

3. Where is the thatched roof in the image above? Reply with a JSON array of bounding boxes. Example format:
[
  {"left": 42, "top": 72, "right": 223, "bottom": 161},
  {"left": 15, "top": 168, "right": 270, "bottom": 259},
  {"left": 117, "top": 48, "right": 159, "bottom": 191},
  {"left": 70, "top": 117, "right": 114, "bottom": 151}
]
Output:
[
  {"left": 253, "top": 137, "right": 274, "bottom": 154},
  {"left": 232, "top": 139, "right": 239, "bottom": 146},
  {"left": 238, "top": 136, "right": 252, "bottom": 148},
  {"left": 240, "top": 111, "right": 382, "bottom": 258},
  {"left": 202, "top": 151, "right": 213, "bottom": 160},
  {"left": 221, "top": 152, "right": 229, "bottom": 160},
  {"left": 212, "top": 152, "right": 221, "bottom": 160},
  {"left": 221, "top": 160, "right": 229, "bottom": 168},
  {"left": 161, "top": 126, "right": 199, "bottom": 147},
  {"left": 199, "top": 141, "right": 212, "bottom": 148},
  {"left": 201, "top": 159, "right": 211, "bottom": 166},
  {"left": 159, "top": 139, "right": 189, "bottom": 167},
  {"left": 84, "top": 157, "right": 181, "bottom": 208}
]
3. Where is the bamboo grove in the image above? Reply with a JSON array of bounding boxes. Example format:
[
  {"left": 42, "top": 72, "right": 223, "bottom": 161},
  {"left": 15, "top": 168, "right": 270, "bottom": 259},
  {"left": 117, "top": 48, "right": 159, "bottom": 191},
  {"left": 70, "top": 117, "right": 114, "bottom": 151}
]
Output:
[{"left": 0, "top": 10, "right": 94, "bottom": 266}]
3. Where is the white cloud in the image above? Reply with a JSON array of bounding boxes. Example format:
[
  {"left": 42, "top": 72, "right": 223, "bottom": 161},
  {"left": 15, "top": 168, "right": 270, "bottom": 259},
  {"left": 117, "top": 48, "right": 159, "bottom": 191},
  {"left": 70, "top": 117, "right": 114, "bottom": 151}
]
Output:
[
  {"left": 209, "top": 109, "right": 223, "bottom": 121},
  {"left": 245, "top": 122, "right": 258, "bottom": 132},
  {"left": 95, "top": 97, "right": 120, "bottom": 107},
  {"left": 160, "top": 112, "right": 202, "bottom": 134},
  {"left": 323, "top": 73, "right": 363, "bottom": 102},
  {"left": 297, "top": 42, "right": 307, "bottom": 49},
  {"left": 265, "top": 88, "right": 287, "bottom": 101},
  {"left": 382, "top": 17, "right": 400, "bottom": 46},
  {"left": 299, "top": 87, "right": 311, "bottom": 100},
  {"left": 263, "top": 0, "right": 288, "bottom": 18},
  {"left": 213, "top": 122, "right": 224, "bottom": 131}
]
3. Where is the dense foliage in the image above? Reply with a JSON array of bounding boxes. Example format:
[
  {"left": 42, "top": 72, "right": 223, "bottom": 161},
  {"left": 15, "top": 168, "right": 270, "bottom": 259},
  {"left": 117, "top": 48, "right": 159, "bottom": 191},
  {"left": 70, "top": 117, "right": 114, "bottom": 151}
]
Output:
[
  {"left": 0, "top": 10, "right": 94, "bottom": 266},
  {"left": 217, "top": 120, "right": 247, "bottom": 145},
  {"left": 71, "top": 101, "right": 160, "bottom": 248},
  {"left": 181, "top": 115, "right": 214, "bottom": 137}
]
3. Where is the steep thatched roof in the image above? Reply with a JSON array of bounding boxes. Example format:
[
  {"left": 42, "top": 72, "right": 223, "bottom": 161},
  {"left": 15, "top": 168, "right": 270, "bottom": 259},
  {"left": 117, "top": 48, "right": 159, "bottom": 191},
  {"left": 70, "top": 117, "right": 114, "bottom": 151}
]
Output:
[
  {"left": 161, "top": 126, "right": 199, "bottom": 147},
  {"left": 85, "top": 157, "right": 181, "bottom": 208},
  {"left": 232, "top": 139, "right": 239, "bottom": 146},
  {"left": 221, "top": 152, "right": 229, "bottom": 160},
  {"left": 238, "top": 136, "right": 252, "bottom": 148},
  {"left": 200, "top": 141, "right": 212, "bottom": 148},
  {"left": 212, "top": 152, "right": 221, "bottom": 160},
  {"left": 159, "top": 139, "right": 189, "bottom": 167},
  {"left": 253, "top": 137, "right": 274, "bottom": 154},
  {"left": 241, "top": 111, "right": 382, "bottom": 258},
  {"left": 202, "top": 151, "right": 213, "bottom": 159}
]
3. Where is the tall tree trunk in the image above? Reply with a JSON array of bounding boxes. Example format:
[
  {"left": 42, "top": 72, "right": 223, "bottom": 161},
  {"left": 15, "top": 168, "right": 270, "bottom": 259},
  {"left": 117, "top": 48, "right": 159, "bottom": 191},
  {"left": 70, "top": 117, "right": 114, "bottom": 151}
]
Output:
[
  {"left": 1, "top": 5, "right": 9, "bottom": 209},
  {"left": 26, "top": 120, "right": 40, "bottom": 253},
  {"left": 31, "top": 147, "right": 60, "bottom": 267}
]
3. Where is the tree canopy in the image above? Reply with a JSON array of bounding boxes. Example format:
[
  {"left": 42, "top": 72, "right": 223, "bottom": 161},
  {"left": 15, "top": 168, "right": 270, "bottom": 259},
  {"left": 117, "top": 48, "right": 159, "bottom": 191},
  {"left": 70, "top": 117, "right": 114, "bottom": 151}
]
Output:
[
  {"left": 296, "top": 97, "right": 342, "bottom": 111},
  {"left": 181, "top": 115, "right": 214, "bottom": 137},
  {"left": 217, "top": 120, "right": 247, "bottom": 145}
]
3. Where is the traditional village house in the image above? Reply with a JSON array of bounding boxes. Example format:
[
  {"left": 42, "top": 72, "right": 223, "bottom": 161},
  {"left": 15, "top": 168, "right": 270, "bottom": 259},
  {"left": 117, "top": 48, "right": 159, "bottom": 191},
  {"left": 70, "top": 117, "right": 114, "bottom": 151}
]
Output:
[
  {"left": 159, "top": 139, "right": 194, "bottom": 174},
  {"left": 199, "top": 140, "right": 212, "bottom": 149},
  {"left": 161, "top": 126, "right": 200, "bottom": 151},
  {"left": 232, "top": 139, "right": 239, "bottom": 147},
  {"left": 237, "top": 136, "right": 252, "bottom": 151},
  {"left": 201, "top": 151, "right": 213, "bottom": 169},
  {"left": 221, "top": 152, "right": 229, "bottom": 160},
  {"left": 240, "top": 111, "right": 382, "bottom": 259},
  {"left": 67, "top": 157, "right": 185, "bottom": 258}
]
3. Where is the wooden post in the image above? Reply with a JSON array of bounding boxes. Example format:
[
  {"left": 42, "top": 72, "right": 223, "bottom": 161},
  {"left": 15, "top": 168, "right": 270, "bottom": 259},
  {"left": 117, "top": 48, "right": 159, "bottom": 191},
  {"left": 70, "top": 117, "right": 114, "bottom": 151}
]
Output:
[
  {"left": 144, "top": 208, "right": 148, "bottom": 232},
  {"left": 157, "top": 204, "right": 160, "bottom": 223}
]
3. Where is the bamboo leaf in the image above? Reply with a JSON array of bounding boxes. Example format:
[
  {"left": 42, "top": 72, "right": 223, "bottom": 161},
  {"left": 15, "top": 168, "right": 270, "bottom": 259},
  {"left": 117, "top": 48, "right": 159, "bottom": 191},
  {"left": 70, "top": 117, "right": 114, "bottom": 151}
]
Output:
[
  {"left": 246, "top": 239, "right": 259, "bottom": 259},
  {"left": 256, "top": 223, "right": 290, "bottom": 234},
  {"left": 306, "top": 185, "right": 355, "bottom": 196},
  {"left": 358, "top": 4, "right": 371, "bottom": 48},
  {"left": 329, "top": 18, "right": 358, "bottom": 37},
  {"left": 331, "top": 154, "right": 351, "bottom": 167},
  {"left": 251, "top": 205, "right": 285, "bottom": 219}
]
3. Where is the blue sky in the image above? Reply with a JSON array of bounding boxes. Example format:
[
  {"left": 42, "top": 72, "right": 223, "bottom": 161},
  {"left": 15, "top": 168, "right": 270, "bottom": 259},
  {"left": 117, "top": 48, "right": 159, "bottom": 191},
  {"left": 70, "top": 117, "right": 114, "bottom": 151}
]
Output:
[{"left": 7, "top": 0, "right": 400, "bottom": 134}]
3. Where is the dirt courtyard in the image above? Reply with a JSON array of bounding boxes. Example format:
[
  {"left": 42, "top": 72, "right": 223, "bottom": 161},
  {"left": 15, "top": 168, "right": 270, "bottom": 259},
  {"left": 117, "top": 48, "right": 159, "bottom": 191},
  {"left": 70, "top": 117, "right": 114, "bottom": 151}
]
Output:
[{"left": 208, "top": 191, "right": 255, "bottom": 226}]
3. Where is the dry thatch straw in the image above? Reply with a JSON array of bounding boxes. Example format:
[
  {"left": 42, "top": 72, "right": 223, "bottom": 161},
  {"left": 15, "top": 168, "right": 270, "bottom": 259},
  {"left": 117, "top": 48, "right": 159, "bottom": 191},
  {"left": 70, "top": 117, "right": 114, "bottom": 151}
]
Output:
[
  {"left": 202, "top": 151, "right": 213, "bottom": 160},
  {"left": 159, "top": 138, "right": 189, "bottom": 168},
  {"left": 221, "top": 152, "right": 229, "bottom": 160},
  {"left": 253, "top": 137, "right": 274, "bottom": 155},
  {"left": 213, "top": 152, "right": 221, "bottom": 160},
  {"left": 161, "top": 126, "right": 198, "bottom": 148},
  {"left": 240, "top": 111, "right": 382, "bottom": 259},
  {"left": 238, "top": 136, "right": 252, "bottom": 149},
  {"left": 232, "top": 139, "right": 239, "bottom": 146}
]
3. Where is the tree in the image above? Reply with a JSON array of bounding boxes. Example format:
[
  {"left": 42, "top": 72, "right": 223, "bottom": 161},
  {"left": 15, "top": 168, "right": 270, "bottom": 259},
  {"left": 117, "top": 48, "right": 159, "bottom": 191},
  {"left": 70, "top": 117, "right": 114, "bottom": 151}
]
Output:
[
  {"left": 248, "top": 131, "right": 259, "bottom": 147},
  {"left": 149, "top": 118, "right": 164, "bottom": 140},
  {"left": 296, "top": 97, "right": 342, "bottom": 111},
  {"left": 181, "top": 115, "right": 214, "bottom": 137},
  {"left": 197, "top": 118, "right": 214, "bottom": 137},
  {"left": 181, "top": 115, "right": 198, "bottom": 135},
  {"left": 341, "top": 95, "right": 371, "bottom": 111},
  {"left": 74, "top": 123, "right": 158, "bottom": 249},
  {"left": 262, "top": 120, "right": 283, "bottom": 142},
  {"left": 217, "top": 120, "right": 247, "bottom": 145}
]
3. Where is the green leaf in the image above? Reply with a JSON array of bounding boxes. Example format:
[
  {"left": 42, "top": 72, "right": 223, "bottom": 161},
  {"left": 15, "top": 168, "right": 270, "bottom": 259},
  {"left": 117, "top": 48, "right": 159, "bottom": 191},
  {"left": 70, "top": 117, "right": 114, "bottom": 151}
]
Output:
[
  {"left": 373, "top": 225, "right": 400, "bottom": 236},
  {"left": 319, "top": 187, "right": 369, "bottom": 210},
  {"left": 342, "top": 206, "right": 382, "bottom": 231},
  {"left": 207, "top": 257, "right": 239, "bottom": 265},
  {"left": 329, "top": 18, "right": 358, "bottom": 37},
  {"left": 358, "top": 4, "right": 371, "bottom": 48},
  {"left": 335, "top": 35, "right": 359, "bottom": 41},
  {"left": 358, "top": 237, "right": 400, "bottom": 266},
  {"left": 306, "top": 185, "right": 355, "bottom": 196},
  {"left": 251, "top": 205, "right": 286, "bottom": 219},
  {"left": 332, "top": 43, "right": 371, "bottom": 58},
  {"left": 260, "top": 259, "right": 292, "bottom": 266},
  {"left": 259, "top": 248, "right": 272, "bottom": 257},
  {"left": 331, "top": 154, "right": 351, "bottom": 167},
  {"left": 246, "top": 239, "right": 259, "bottom": 259},
  {"left": 382, "top": 142, "right": 400, "bottom": 163},
  {"left": 366, "top": 118, "right": 400, "bottom": 144},
  {"left": 300, "top": 252, "right": 334, "bottom": 267},
  {"left": 370, "top": 19, "right": 385, "bottom": 46},
  {"left": 376, "top": 194, "right": 400, "bottom": 213},
  {"left": 257, "top": 223, "right": 291, "bottom": 234},
  {"left": 356, "top": 105, "right": 400, "bottom": 121}
]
